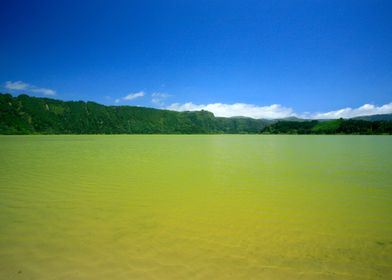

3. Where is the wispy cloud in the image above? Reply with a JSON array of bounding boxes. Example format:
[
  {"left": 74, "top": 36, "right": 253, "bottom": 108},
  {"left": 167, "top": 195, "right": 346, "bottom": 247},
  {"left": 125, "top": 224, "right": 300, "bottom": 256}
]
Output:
[
  {"left": 30, "top": 88, "right": 56, "bottom": 96},
  {"left": 151, "top": 92, "right": 170, "bottom": 106},
  {"left": 4, "top": 81, "right": 56, "bottom": 96},
  {"left": 307, "top": 103, "right": 392, "bottom": 119},
  {"left": 124, "top": 91, "right": 144, "bottom": 100},
  {"left": 5, "top": 81, "right": 29, "bottom": 90},
  {"left": 167, "top": 102, "right": 295, "bottom": 119},
  {"left": 167, "top": 102, "right": 392, "bottom": 119},
  {"left": 115, "top": 91, "right": 145, "bottom": 103}
]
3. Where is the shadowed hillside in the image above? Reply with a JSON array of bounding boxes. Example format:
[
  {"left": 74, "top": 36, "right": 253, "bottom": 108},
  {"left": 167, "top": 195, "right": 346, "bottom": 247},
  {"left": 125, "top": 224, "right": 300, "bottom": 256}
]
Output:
[{"left": 261, "top": 119, "right": 392, "bottom": 135}]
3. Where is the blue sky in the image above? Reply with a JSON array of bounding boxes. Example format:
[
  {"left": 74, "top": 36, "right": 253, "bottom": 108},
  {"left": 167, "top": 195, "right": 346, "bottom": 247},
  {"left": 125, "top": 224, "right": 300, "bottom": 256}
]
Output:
[{"left": 1, "top": 0, "right": 392, "bottom": 118}]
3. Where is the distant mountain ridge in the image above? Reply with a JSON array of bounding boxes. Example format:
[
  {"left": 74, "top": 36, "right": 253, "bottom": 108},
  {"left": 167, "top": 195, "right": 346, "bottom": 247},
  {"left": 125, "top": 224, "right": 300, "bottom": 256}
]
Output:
[
  {"left": 278, "top": 114, "right": 392, "bottom": 122},
  {"left": 261, "top": 118, "right": 392, "bottom": 134},
  {"left": 352, "top": 114, "right": 392, "bottom": 121},
  {"left": 0, "top": 93, "right": 391, "bottom": 134}
]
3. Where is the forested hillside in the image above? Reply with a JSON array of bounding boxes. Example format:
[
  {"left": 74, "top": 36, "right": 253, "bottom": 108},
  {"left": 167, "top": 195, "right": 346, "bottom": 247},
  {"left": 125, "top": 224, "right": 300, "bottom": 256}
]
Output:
[
  {"left": 0, "top": 93, "right": 270, "bottom": 134},
  {"left": 1, "top": 93, "right": 391, "bottom": 135},
  {"left": 261, "top": 119, "right": 392, "bottom": 134},
  {"left": 352, "top": 114, "right": 392, "bottom": 121}
]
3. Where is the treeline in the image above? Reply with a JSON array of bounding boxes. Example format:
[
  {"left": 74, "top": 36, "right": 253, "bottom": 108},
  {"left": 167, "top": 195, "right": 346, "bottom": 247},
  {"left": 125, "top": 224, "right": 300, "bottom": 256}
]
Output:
[
  {"left": 0, "top": 93, "right": 270, "bottom": 134},
  {"left": 261, "top": 119, "right": 392, "bottom": 135},
  {"left": 2, "top": 93, "right": 391, "bottom": 135}
]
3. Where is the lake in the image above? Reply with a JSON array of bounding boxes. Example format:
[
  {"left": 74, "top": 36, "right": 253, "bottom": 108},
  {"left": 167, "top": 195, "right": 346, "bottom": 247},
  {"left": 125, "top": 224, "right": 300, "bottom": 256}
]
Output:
[{"left": 0, "top": 135, "right": 391, "bottom": 279}]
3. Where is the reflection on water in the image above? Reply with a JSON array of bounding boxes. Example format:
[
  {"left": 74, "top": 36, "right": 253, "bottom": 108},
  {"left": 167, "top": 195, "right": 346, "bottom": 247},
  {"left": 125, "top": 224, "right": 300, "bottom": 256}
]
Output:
[{"left": 0, "top": 135, "right": 391, "bottom": 279}]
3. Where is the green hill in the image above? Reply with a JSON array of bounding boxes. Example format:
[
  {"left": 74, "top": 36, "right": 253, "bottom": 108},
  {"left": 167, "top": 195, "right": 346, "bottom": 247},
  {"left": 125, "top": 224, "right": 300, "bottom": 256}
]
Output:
[
  {"left": 1, "top": 93, "right": 391, "bottom": 135},
  {"left": 352, "top": 114, "right": 392, "bottom": 121},
  {"left": 261, "top": 119, "right": 392, "bottom": 135},
  {"left": 0, "top": 93, "right": 270, "bottom": 134}
]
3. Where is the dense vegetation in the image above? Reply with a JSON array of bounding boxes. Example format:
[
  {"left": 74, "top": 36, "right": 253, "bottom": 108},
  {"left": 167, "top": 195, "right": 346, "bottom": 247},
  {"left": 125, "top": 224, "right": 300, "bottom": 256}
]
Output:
[
  {"left": 0, "top": 93, "right": 270, "bottom": 134},
  {"left": 1, "top": 93, "right": 391, "bottom": 135},
  {"left": 353, "top": 114, "right": 392, "bottom": 121},
  {"left": 261, "top": 119, "right": 392, "bottom": 135}
]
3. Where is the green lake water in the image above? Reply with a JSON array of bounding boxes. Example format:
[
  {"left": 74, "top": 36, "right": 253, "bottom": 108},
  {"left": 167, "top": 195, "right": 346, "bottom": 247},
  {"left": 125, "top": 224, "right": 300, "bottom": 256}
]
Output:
[{"left": 0, "top": 135, "right": 392, "bottom": 279}]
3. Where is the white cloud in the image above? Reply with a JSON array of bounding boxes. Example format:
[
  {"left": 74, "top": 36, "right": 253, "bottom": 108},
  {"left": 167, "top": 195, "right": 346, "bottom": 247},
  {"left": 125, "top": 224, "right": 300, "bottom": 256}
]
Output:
[
  {"left": 115, "top": 91, "right": 145, "bottom": 103},
  {"left": 124, "top": 91, "right": 144, "bottom": 100},
  {"left": 4, "top": 80, "right": 56, "bottom": 96},
  {"left": 167, "top": 101, "right": 392, "bottom": 119},
  {"left": 167, "top": 102, "right": 295, "bottom": 119},
  {"left": 30, "top": 87, "right": 56, "bottom": 96},
  {"left": 308, "top": 103, "right": 392, "bottom": 119},
  {"left": 5, "top": 81, "right": 29, "bottom": 90},
  {"left": 151, "top": 92, "right": 170, "bottom": 106}
]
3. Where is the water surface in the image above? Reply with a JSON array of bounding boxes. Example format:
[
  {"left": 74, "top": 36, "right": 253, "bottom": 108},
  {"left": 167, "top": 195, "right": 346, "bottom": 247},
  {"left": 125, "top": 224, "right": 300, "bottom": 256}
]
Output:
[{"left": 0, "top": 135, "right": 392, "bottom": 279}]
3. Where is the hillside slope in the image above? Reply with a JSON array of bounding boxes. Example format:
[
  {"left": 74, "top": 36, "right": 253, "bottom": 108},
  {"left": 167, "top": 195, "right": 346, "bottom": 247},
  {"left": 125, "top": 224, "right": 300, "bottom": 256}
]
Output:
[
  {"left": 0, "top": 93, "right": 270, "bottom": 134},
  {"left": 261, "top": 119, "right": 392, "bottom": 134},
  {"left": 352, "top": 114, "right": 392, "bottom": 121}
]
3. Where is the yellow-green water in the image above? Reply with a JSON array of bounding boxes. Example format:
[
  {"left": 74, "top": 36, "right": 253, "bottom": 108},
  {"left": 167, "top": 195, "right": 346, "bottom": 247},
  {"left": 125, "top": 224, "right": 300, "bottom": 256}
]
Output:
[{"left": 0, "top": 135, "right": 392, "bottom": 279}]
